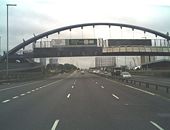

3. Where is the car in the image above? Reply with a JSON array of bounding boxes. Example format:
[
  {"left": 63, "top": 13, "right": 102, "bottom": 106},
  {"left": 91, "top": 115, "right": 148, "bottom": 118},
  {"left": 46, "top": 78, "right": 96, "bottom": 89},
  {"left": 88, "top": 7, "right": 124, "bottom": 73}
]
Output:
[
  {"left": 104, "top": 71, "right": 108, "bottom": 74},
  {"left": 81, "top": 70, "right": 85, "bottom": 74},
  {"left": 120, "top": 72, "right": 132, "bottom": 79}
]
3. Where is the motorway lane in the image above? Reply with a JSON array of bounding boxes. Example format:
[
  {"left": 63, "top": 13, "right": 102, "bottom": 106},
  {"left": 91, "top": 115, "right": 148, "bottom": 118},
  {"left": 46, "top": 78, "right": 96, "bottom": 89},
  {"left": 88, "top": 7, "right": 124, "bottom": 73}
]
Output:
[
  {"left": 0, "top": 73, "right": 72, "bottom": 102},
  {"left": 58, "top": 73, "right": 170, "bottom": 130},
  {"left": 0, "top": 80, "right": 43, "bottom": 90},
  {"left": 0, "top": 71, "right": 170, "bottom": 130},
  {"left": 0, "top": 72, "right": 76, "bottom": 130},
  {"left": 0, "top": 80, "right": 51, "bottom": 102}
]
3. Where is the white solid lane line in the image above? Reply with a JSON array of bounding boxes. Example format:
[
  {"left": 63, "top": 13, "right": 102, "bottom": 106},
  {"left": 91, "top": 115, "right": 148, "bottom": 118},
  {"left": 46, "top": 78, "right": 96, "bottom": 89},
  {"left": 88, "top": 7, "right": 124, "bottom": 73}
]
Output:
[
  {"left": 12, "top": 96, "right": 19, "bottom": 99},
  {"left": 112, "top": 94, "right": 119, "bottom": 100},
  {"left": 150, "top": 121, "right": 165, "bottom": 130},
  {"left": 41, "top": 80, "right": 63, "bottom": 88},
  {"left": 125, "top": 85, "right": 155, "bottom": 96},
  {"left": 0, "top": 81, "right": 41, "bottom": 92},
  {"left": 51, "top": 120, "right": 59, "bottom": 130},
  {"left": 0, "top": 79, "right": 62, "bottom": 93},
  {"left": 101, "top": 86, "right": 104, "bottom": 89},
  {"left": 67, "top": 94, "right": 71, "bottom": 98},
  {"left": 2, "top": 99, "right": 10, "bottom": 103}
]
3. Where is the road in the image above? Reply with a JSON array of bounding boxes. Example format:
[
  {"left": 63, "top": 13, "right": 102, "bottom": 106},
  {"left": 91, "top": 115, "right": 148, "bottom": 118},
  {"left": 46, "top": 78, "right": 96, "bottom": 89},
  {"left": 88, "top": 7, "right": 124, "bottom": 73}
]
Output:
[{"left": 0, "top": 71, "right": 170, "bottom": 130}]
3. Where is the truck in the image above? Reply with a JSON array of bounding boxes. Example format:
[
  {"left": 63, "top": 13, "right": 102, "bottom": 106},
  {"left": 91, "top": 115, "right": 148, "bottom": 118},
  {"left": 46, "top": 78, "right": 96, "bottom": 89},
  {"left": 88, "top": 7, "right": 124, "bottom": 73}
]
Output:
[{"left": 111, "top": 67, "right": 122, "bottom": 76}]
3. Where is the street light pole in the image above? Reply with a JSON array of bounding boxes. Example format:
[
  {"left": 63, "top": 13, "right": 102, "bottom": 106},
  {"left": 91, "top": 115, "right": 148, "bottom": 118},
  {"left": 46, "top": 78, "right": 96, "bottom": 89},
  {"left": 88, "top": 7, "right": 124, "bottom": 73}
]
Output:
[{"left": 6, "top": 4, "right": 17, "bottom": 77}]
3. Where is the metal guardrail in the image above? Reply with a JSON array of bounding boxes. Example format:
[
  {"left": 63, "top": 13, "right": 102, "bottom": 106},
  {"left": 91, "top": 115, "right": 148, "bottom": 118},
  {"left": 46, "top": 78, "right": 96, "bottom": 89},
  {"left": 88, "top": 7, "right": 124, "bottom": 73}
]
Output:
[
  {"left": 0, "top": 72, "right": 44, "bottom": 84},
  {"left": 95, "top": 73, "right": 170, "bottom": 93},
  {"left": 115, "top": 76, "right": 170, "bottom": 93}
]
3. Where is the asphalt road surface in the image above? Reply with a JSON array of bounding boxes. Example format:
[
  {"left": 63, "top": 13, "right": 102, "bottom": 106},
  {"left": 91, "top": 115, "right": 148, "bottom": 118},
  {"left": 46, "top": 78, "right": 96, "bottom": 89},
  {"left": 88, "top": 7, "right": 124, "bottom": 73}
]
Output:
[{"left": 0, "top": 71, "right": 170, "bottom": 130}]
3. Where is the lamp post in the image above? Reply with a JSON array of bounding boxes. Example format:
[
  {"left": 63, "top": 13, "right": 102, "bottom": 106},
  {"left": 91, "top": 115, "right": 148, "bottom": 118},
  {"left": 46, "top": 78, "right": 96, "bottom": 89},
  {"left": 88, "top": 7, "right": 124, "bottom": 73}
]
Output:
[{"left": 6, "top": 4, "right": 17, "bottom": 77}]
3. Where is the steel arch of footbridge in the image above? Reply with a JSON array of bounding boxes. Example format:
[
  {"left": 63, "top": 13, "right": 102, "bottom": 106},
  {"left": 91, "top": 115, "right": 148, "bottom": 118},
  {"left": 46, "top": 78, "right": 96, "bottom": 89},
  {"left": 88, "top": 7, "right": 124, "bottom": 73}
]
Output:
[{"left": 1, "top": 22, "right": 170, "bottom": 61}]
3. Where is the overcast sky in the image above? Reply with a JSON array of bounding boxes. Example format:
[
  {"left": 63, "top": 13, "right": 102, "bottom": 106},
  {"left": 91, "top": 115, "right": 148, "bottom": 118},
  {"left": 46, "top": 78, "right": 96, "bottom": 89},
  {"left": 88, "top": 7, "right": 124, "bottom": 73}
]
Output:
[{"left": 0, "top": 0, "right": 170, "bottom": 68}]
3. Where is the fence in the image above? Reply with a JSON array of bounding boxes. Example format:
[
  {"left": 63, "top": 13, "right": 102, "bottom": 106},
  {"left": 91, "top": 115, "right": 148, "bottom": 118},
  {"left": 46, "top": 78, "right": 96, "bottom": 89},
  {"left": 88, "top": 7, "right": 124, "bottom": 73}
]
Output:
[
  {"left": 0, "top": 72, "right": 45, "bottom": 84},
  {"left": 95, "top": 73, "right": 170, "bottom": 93}
]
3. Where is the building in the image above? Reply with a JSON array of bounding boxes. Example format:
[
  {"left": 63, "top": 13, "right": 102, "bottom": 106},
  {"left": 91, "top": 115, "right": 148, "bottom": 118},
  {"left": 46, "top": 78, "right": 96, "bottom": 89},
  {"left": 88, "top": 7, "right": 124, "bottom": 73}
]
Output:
[
  {"left": 106, "top": 39, "right": 155, "bottom": 65},
  {"left": 140, "top": 56, "right": 156, "bottom": 64},
  {"left": 40, "top": 58, "right": 46, "bottom": 65},
  {"left": 49, "top": 58, "right": 58, "bottom": 65},
  {"left": 141, "top": 59, "right": 170, "bottom": 70},
  {"left": 95, "top": 56, "right": 116, "bottom": 67}
]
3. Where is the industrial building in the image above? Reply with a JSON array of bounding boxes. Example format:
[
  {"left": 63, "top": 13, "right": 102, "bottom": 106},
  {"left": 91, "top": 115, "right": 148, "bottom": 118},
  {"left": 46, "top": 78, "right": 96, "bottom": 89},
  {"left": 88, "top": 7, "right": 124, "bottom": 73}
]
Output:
[
  {"left": 105, "top": 39, "right": 155, "bottom": 65},
  {"left": 140, "top": 56, "right": 155, "bottom": 64},
  {"left": 141, "top": 59, "right": 170, "bottom": 70},
  {"left": 95, "top": 56, "right": 116, "bottom": 67},
  {"left": 49, "top": 58, "right": 58, "bottom": 65}
]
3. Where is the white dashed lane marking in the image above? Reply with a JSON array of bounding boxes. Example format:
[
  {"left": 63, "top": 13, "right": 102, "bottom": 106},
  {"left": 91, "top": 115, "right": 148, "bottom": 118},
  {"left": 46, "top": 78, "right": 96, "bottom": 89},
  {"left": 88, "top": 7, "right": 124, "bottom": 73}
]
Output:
[
  {"left": 73, "top": 80, "right": 76, "bottom": 84},
  {"left": 51, "top": 120, "right": 59, "bottom": 130},
  {"left": 112, "top": 94, "right": 119, "bottom": 100},
  {"left": 1, "top": 79, "right": 64, "bottom": 104},
  {"left": 2, "top": 99, "right": 10, "bottom": 103},
  {"left": 20, "top": 93, "right": 25, "bottom": 96},
  {"left": 101, "top": 86, "right": 104, "bottom": 89},
  {"left": 67, "top": 94, "right": 71, "bottom": 98},
  {"left": 72, "top": 86, "right": 74, "bottom": 89},
  {"left": 12, "top": 96, "right": 19, "bottom": 99}
]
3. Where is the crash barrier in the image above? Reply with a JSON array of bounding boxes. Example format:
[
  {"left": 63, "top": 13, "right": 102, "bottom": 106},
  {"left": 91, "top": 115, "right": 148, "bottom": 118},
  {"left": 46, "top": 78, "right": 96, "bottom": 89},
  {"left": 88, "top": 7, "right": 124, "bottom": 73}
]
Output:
[
  {"left": 0, "top": 72, "right": 44, "bottom": 84},
  {"left": 95, "top": 73, "right": 170, "bottom": 93}
]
